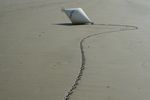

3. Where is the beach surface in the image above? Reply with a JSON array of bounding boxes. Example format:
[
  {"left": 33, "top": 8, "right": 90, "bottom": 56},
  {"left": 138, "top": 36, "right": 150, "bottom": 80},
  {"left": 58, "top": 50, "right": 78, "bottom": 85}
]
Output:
[{"left": 0, "top": 0, "right": 150, "bottom": 100}]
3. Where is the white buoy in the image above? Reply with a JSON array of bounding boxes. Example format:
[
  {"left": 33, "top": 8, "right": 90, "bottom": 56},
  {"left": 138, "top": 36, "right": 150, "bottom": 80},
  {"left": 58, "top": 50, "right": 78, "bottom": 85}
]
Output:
[{"left": 62, "top": 8, "right": 93, "bottom": 24}]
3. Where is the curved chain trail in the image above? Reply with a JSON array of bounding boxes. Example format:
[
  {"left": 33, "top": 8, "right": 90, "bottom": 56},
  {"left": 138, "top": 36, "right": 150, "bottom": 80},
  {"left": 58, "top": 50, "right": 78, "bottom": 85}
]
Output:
[{"left": 64, "top": 24, "right": 138, "bottom": 100}]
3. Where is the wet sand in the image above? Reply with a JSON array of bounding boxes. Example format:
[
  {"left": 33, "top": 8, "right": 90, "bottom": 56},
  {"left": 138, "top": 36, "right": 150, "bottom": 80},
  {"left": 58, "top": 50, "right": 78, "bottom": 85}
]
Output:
[{"left": 0, "top": 0, "right": 150, "bottom": 100}]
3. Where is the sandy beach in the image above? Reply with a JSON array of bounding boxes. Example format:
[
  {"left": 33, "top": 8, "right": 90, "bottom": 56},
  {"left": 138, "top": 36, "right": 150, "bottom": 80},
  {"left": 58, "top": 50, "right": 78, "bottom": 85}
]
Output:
[{"left": 0, "top": 0, "right": 150, "bottom": 100}]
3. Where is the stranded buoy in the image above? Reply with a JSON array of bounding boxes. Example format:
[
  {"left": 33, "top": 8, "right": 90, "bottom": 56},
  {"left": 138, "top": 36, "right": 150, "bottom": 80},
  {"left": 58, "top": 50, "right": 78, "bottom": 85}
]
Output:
[{"left": 62, "top": 8, "right": 94, "bottom": 25}]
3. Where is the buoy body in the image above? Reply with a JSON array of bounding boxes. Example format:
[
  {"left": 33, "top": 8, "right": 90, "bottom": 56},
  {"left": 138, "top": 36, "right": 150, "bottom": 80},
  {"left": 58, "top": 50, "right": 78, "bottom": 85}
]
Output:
[{"left": 62, "top": 8, "right": 93, "bottom": 24}]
